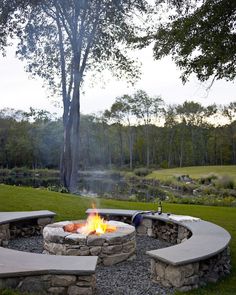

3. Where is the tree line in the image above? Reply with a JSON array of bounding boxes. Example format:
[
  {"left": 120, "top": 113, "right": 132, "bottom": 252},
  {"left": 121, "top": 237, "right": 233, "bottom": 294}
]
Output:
[
  {"left": 1, "top": 0, "right": 234, "bottom": 191},
  {"left": 0, "top": 93, "right": 235, "bottom": 170}
]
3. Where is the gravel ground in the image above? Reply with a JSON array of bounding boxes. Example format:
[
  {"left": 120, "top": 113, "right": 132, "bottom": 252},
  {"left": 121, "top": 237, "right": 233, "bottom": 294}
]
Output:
[
  {"left": 7, "top": 236, "right": 43, "bottom": 253},
  {"left": 7, "top": 235, "right": 174, "bottom": 295}
]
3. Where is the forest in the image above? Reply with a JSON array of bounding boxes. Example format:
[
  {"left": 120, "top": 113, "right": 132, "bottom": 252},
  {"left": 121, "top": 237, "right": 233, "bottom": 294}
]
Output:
[{"left": 0, "top": 92, "right": 235, "bottom": 170}]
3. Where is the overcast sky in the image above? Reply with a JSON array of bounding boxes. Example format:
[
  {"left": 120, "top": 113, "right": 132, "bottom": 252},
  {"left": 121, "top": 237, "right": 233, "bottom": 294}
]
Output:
[{"left": 0, "top": 44, "right": 235, "bottom": 117}]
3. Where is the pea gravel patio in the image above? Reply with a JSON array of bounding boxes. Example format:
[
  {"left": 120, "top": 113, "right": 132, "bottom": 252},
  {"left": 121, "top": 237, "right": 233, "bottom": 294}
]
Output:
[{"left": 7, "top": 235, "right": 173, "bottom": 295}]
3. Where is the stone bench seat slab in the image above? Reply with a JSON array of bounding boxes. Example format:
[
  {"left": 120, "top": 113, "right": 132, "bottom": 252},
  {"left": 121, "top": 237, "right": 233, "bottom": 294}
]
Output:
[
  {"left": 87, "top": 208, "right": 231, "bottom": 291},
  {"left": 86, "top": 209, "right": 138, "bottom": 217},
  {"left": 86, "top": 209, "right": 231, "bottom": 265},
  {"left": 86, "top": 209, "right": 197, "bottom": 225},
  {"left": 0, "top": 247, "right": 98, "bottom": 278},
  {"left": 147, "top": 221, "right": 231, "bottom": 265},
  {"left": 0, "top": 210, "right": 56, "bottom": 225}
]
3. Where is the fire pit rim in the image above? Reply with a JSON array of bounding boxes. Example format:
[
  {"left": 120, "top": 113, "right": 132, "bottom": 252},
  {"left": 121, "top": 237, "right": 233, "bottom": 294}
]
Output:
[
  {"left": 43, "top": 219, "right": 136, "bottom": 242},
  {"left": 47, "top": 219, "right": 133, "bottom": 236}
]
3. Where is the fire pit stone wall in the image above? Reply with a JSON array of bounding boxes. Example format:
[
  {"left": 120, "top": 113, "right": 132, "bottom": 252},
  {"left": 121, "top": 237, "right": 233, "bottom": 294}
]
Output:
[{"left": 43, "top": 220, "right": 136, "bottom": 266}]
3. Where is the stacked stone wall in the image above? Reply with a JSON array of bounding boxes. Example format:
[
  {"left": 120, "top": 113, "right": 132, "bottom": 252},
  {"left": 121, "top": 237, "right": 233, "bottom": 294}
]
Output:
[
  {"left": 0, "top": 217, "right": 54, "bottom": 246},
  {"left": 150, "top": 246, "right": 231, "bottom": 291},
  {"left": 0, "top": 223, "right": 10, "bottom": 246},
  {"left": 97, "top": 213, "right": 231, "bottom": 292},
  {"left": 0, "top": 274, "right": 96, "bottom": 295},
  {"left": 1, "top": 212, "right": 231, "bottom": 293},
  {"left": 101, "top": 214, "right": 191, "bottom": 244},
  {"left": 138, "top": 219, "right": 191, "bottom": 244}
]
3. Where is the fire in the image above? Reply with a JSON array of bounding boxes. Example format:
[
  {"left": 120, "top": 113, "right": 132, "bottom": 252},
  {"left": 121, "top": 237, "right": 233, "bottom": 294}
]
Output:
[
  {"left": 80, "top": 212, "right": 116, "bottom": 235},
  {"left": 64, "top": 209, "right": 116, "bottom": 235}
]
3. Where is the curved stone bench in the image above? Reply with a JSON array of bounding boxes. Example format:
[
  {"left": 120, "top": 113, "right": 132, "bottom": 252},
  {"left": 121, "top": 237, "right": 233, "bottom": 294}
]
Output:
[
  {"left": 86, "top": 209, "right": 231, "bottom": 292},
  {"left": 0, "top": 210, "right": 56, "bottom": 246},
  {"left": 0, "top": 211, "right": 98, "bottom": 295},
  {"left": 0, "top": 210, "right": 56, "bottom": 225}
]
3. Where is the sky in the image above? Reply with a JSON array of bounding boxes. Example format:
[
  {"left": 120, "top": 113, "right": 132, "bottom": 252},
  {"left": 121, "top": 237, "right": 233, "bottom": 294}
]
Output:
[{"left": 0, "top": 44, "right": 235, "bottom": 117}]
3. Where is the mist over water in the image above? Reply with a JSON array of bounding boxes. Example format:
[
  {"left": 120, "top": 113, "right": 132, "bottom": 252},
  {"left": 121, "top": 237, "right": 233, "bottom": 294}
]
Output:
[
  {"left": 0, "top": 169, "right": 128, "bottom": 198},
  {"left": 77, "top": 170, "right": 127, "bottom": 198}
]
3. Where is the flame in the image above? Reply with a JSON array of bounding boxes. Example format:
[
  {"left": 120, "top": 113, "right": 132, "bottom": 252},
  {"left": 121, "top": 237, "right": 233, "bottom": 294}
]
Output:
[
  {"left": 82, "top": 212, "right": 111, "bottom": 235},
  {"left": 64, "top": 206, "right": 116, "bottom": 235}
]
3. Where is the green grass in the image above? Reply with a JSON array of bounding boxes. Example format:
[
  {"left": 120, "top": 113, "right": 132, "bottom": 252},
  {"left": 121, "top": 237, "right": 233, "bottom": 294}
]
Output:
[
  {"left": 147, "top": 165, "right": 236, "bottom": 181},
  {"left": 0, "top": 184, "right": 236, "bottom": 294}
]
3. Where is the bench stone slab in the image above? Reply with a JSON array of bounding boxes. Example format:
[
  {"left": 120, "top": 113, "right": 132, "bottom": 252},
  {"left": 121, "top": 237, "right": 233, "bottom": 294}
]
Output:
[
  {"left": 147, "top": 220, "right": 231, "bottom": 265},
  {"left": 87, "top": 208, "right": 231, "bottom": 291},
  {"left": 87, "top": 209, "right": 231, "bottom": 265},
  {"left": 0, "top": 210, "right": 98, "bottom": 294},
  {"left": 0, "top": 210, "right": 56, "bottom": 225},
  {"left": 0, "top": 247, "right": 98, "bottom": 277}
]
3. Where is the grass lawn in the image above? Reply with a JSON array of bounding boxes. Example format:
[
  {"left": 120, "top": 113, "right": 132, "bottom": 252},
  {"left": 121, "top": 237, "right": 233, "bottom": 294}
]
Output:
[
  {"left": 0, "top": 184, "right": 235, "bottom": 295},
  {"left": 147, "top": 165, "right": 236, "bottom": 181}
]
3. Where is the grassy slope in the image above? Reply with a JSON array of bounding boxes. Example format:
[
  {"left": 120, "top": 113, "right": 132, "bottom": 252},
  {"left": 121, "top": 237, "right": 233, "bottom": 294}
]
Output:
[
  {"left": 0, "top": 184, "right": 235, "bottom": 295},
  {"left": 147, "top": 165, "right": 236, "bottom": 181}
]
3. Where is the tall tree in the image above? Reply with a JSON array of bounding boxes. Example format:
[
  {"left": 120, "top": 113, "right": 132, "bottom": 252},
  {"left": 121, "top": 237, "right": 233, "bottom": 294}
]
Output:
[
  {"left": 131, "top": 90, "right": 164, "bottom": 167},
  {"left": 163, "top": 105, "right": 178, "bottom": 167},
  {"left": 176, "top": 101, "right": 206, "bottom": 166},
  {"left": 0, "top": 0, "right": 152, "bottom": 192},
  {"left": 104, "top": 102, "right": 125, "bottom": 167},
  {"left": 105, "top": 94, "right": 134, "bottom": 168},
  {"left": 222, "top": 102, "right": 236, "bottom": 164},
  {"left": 117, "top": 95, "right": 134, "bottom": 169}
]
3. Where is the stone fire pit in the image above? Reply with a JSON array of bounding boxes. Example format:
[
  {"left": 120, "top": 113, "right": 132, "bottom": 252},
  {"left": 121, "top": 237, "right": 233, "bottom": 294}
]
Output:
[{"left": 43, "top": 220, "right": 136, "bottom": 266}]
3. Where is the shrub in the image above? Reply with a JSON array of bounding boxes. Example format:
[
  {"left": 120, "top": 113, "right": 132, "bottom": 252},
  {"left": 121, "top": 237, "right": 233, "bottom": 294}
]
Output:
[
  {"left": 10, "top": 167, "right": 30, "bottom": 176},
  {"left": 163, "top": 191, "right": 176, "bottom": 202},
  {"left": 34, "top": 169, "right": 59, "bottom": 177},
  {"left": 147, "top": 185, "right": 167, "bottom": 200},
  {"left": 202, "top": 185, "right": 218, "bottom": 196},
  {"left": 160, "top": 160, "right": 168, "bottom": 169},
  {"left": 134, "top": 168, "right": 152, "bottom": 177},
  {"left": 47, "top": 185, "right": 68, "bottom": 193},
  {"left": 0, "top": 168, "right": 10, "bottom": 176},
  {"left": 128, "top": 195, "right": 138, "bottom": 202},
  {"left": 214, "top": 175, "right": 235, "bottom": 189},
  {"left": 171, "top": 182, "right": 197, "bottom": 193},
  {"left": 164, "top": 194, "right": 236, "bottom": 207},
  {"left": 175, "top": 174, "right": 192, "bottom": 182},
  {"left": 199, "top": 173, "right": 218, "bottom": 185}
]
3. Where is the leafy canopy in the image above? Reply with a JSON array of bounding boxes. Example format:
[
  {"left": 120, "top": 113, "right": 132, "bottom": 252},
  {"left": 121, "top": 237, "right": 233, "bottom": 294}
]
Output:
[
  {"left": 0, "top": 0, "right": 152, "bottom": 95},
  {"left": 152, "top": 0, "right": 236, "bottom": 83}
]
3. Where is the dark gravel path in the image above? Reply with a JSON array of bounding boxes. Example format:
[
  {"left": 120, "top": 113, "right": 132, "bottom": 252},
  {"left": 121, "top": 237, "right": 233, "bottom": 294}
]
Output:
[{"left": 7, "top": 235, "right": 174, "bottom": 295}]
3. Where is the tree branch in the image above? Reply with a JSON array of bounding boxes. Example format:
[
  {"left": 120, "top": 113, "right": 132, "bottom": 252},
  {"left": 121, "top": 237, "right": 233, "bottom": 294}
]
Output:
[
  {"left": 54, "top": 4, "right": 69, "bottom": 125},
  {"left": 79, "top": 1, "right": 101, "bottom": 79},
  {"left": 54, "top": 1, "right": 73, "bottom": 44}
]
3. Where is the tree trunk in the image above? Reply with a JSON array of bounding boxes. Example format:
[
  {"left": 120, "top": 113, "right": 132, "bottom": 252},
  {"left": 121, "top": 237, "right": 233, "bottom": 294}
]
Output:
[
  {"left": 60, "top": 121, "right": 72, "bottom": 188},
  {"left": 190, "top": 127, "right": 195, "bottom": 165},
  {"left": 69, "top": 103, "right": 80, "bottom": 192},
  {"left": 230, "top": 126, "right": 236, "bottom": 164},
  {"left": 60, "top": 71, "right": 81, "bottom": 193},
  {"left": 86, "top": 130, "right": 91, "bottom": 168},
  {"left": 129, "top": 126, "right": 133, "bottom": 169},
  {"left": 145, "top": 125, "right": 150, "bottom": 167},
  {"left": 179, "top": 129, "right": 184, "bottom": 167},
  {"left": 168, "top": 129, "right": 174, "bottom": 167},
  {"left": 214, "top": 129, "right": 217, "bottom": 165},
  {"left": 118, "top": 126, "right": 124, "bottom": 167}
]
